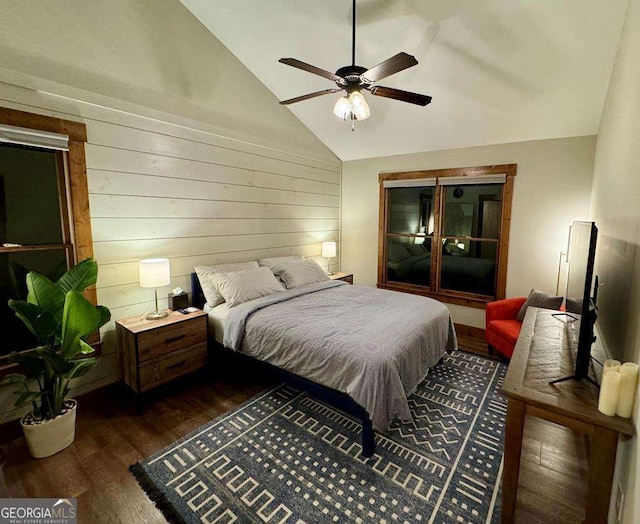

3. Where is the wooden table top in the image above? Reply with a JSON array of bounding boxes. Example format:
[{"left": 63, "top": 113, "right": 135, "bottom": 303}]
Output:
[
  {"left": 329, "top": 272, "right": 353, "bottom": 280},
  {"left": 115, "top": 309, "right": 206, "bottom": 334},
  {"left": 502, "top": 307, "right": 634, "bottom": 436}
]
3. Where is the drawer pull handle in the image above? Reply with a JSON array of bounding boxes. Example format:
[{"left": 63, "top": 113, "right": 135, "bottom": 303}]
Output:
[
  {"left": 166, "top": 360, "right": 187, "bottom": 370},
  {"left": 165, "top": 334, "right": 186, "bottom": 344}
]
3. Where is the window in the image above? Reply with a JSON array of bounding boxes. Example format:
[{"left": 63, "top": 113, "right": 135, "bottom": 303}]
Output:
[
  {"left": 0, "top": 108, "right": 93, "bottom": 358},
  {"left": 378, "top": 165, "right": 516, "bottom": 308}
]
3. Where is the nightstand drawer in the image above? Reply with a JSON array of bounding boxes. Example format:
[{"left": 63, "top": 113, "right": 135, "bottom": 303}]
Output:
[
  {"left": 137, "top": 317, "right": 206, "bottom": 362},
  {"left": 139, "top": 343, "right": 208, "bottom": 391}
]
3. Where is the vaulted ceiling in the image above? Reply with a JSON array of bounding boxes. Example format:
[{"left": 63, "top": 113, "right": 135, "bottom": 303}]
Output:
[{"left": 180, "top": 0, "right": 628, "bottom": 161}]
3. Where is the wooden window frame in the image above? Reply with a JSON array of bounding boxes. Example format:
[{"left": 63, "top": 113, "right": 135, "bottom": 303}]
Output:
[
  {"left": 378, "top": 164, "right": 516, "bottom": 309},
  {"left": 0, "top": 107, "right": 95, "bottom": 370}
]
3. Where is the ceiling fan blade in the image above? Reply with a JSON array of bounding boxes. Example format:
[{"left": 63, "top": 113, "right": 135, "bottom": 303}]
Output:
[
  {"left": 279, "top": 88, "right": 343, "bottom": 105},
  {"left": 361, "top": 52, "right": 418, "bottom": 83},
  {"left": 369, "top": 86, "right": 432, "bottom": 106},
  {"left": 279, "top": 58, "right": 343, "bottom": 82}
]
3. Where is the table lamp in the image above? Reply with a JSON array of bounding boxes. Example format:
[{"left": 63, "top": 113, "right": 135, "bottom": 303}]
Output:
[
  {"left": 139, "top": 258, "right": 171, "bottom": 320},
  {"left": 321, "top": 241, "right": 336, "bottom": 275}
]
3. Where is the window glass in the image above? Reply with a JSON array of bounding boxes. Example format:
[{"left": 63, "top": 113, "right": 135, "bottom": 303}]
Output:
[
  {"left": 440, "top": 239, "right": 497, "bottom": 296},
  {"left": 387, "top": 187, "right": 435, "bottom": 235},
  {"left": 0, "top": 142, "right": 68, "bottom": 357},
  {"left": 442, "top": 184, "right": 502, "bottom": 239},
  {"left": 386, "top": 235, "right": 432, "bottom": 286},
  {"left": 0, "top": 144, "right": 63, "bottom": 245}
]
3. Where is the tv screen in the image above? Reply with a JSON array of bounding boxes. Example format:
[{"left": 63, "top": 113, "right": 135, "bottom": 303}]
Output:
[{"left": 564, "top": 221, "right": 598, "bottom": 381}]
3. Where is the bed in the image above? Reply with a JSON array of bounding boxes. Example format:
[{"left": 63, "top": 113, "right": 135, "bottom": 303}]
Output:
[{"left": 192, "top": 271, "right": 457, "bottom": 457}]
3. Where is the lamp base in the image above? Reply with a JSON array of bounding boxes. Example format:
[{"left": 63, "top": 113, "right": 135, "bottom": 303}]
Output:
[{"left": 145, "top": 310, "right": 169, "bottom": 320}]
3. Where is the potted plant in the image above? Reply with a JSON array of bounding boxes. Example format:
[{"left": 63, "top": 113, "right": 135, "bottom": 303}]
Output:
[{"left": 0, "top": 258, "right": 110, "bottom": 458}]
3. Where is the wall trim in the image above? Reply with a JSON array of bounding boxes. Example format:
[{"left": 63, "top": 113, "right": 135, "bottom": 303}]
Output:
[{"left": 454, "top": 323, "right": 488, "bottom": 354}]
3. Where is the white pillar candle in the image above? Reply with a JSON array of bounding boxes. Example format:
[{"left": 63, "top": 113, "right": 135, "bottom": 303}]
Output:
[
  {"left": 603, "top": 359, "right": 621, "bottom": 374},
  {"left": 598, "top": 370, "right": 621, "bottom": 416},
  {"left": 615, "top": 363, "right": 639, "bottom": 419}
]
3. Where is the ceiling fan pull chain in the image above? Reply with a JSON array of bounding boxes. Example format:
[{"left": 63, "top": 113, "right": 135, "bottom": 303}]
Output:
[{"left": 351, "top": 112, "right": 356, "bottom": 132}]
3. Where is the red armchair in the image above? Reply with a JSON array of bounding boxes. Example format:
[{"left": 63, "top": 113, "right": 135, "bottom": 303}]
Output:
[{"left": 485, "top": 297, "right": 526, "bottom": 359}]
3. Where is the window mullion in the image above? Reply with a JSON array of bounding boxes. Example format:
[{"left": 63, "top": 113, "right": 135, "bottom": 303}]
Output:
[{"left": 431, "top": 184, "right": 444, "bottom": 293}]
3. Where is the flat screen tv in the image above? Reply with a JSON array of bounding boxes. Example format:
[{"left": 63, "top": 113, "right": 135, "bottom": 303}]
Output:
[{"left": 553, "top": 220, "right": 598, "bottom": 385}]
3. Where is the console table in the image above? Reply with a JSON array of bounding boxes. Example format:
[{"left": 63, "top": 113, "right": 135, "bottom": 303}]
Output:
[{"left": 501, "top": 307, "right": 633, "bottom": 523}]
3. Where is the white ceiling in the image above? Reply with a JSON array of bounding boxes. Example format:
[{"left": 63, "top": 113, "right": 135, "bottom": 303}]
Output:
[{"left": 179, "top": 0, "right": 628, "bottom": 161}]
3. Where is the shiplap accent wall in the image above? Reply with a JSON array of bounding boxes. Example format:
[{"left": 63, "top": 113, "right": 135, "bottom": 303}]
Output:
[{"left": 0, "top": 85, "right": 341, "bottom": 422}]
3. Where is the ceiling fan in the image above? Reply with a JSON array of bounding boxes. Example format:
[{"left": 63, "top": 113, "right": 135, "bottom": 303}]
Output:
[{"left": 278, "top": 0, "right": 432, "bottom": 129}]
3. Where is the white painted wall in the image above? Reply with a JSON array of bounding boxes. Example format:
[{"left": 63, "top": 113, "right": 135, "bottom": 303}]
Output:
[
  {"left": 589, "top": 0, "right": 640, "bottom": 521},
  {"left": 0, "top": 0, "right": 339, "bottom": 423},
  {"left": 341, "top": 136, "right": 596, "bottom": 327},
  {"left": 0, "top": 0, "right": 333, "bottom": 162}
]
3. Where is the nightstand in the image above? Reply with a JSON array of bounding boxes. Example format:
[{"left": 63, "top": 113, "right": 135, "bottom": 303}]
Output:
[
  {"left": 329, "top": 272, "right": 353, "bottom": 284},
  {"left": 116, "top": 310, "right": 207, "bottom": 394}
]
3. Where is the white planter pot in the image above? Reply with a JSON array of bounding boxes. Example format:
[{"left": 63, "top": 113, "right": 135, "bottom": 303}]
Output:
[{"left": 20, "top": 400, "right": 77, "bottom": 459}]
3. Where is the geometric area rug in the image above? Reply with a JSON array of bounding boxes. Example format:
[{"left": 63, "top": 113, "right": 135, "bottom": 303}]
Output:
[{"left": 131, "top": 351, "right": 507, "bottom": 523}]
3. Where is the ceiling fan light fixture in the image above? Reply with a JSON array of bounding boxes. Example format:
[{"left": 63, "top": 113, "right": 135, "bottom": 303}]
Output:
[
  {"left": 278, "top": 0, "right": 431, "bottom": 124},
  {"left": 348, "top": 90, "right": 370, "bottom": 121},
  {"left": 333, "top": 96, "right": 351, "bottom": 120}
]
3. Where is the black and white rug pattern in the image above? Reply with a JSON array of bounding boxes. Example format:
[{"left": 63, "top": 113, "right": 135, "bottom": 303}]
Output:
[{"left": 131, "top": 352, "right": 507, "bottom": 523}]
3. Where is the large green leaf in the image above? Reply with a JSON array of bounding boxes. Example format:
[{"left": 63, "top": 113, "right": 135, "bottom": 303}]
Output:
[
  {"left": 0, "top": 373, "right": 27, "bottom": 386},
  {"left": 8, "top": 352, "right": 46, "bottom": 377},
  {"left": 60, "top": 291, "right": 101, "bottom": 359},
  {"left": 64, "top": 357, "right": 99, "bottom": 380},
  {"left": 26, "top": 272, "right": 66, "bottom": 323},
  {"left": 36, "top": 347, "right": 75, "bottom": 375},
  {"left": 79, "top": 339, "right": 96, "bottom": 355},
  {"left": 14, "top": 391, "right": 42, "bottom": 408},
  {"left": 8, "top": 300, "right": 57, "bottom": 343},
  {"left": 56, "top": 258, "right": 98, "bottom": 295},
  {"left": 96, "top": 305, "right": 111, "bottom": 331}
]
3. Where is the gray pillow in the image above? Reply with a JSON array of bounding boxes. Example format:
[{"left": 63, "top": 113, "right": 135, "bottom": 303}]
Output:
[
  {"left": 195, "top": 261, "right": 260, "bottom": 306},
  {"left": 516, "top": 289, "right": 564, "bottom": 321},
  {"left": 208, "top": 267, "right": 284, "bottom": 308},
  {"left": 260, "top": 258, "right": 329, "bottom": 289}
]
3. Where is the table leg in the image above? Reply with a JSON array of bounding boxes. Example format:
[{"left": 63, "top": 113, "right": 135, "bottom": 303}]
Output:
[
  {"left": 584, "top": 426, "right": 618, "bottom": 524},
  {"left": 502, "top": 398, "right": 526, "bottom": 523}
]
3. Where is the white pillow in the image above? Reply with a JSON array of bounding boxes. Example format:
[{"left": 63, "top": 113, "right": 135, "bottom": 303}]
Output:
[
  {"left": 261, "top": 258, "right": 329, "bottom": 289},
  {"left": 195, "top": 261, "right": 259, "bottom": 306},
  {"left": 208, "top": 267, "right": 284, "bottom": 308}
]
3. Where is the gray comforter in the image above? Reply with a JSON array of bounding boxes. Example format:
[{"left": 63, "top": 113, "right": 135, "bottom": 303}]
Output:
[{"left": 224, "top": 281, "right": 457, "bottom": 430}]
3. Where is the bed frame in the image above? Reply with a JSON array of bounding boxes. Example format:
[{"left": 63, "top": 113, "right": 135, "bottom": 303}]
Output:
[{"left": 191, "top": 273, "right": 376, "bottom": 457}]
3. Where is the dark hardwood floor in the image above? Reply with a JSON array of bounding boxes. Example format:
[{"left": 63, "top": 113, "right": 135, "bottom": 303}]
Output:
[{"left": 0, "top": 350, "right": 588, "bottom": 523}]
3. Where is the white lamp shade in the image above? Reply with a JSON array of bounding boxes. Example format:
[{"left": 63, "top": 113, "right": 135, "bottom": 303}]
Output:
[
  {"left": 333, "top": 96, "right": 351, "bottom": 120},
  {"left": 322, "top": 241, "right": 337, "bottom": 258},
  {"left": 348, "top": 91, "right": 370, "bottom": 120},
  {"left": 139, "top": 258, "right": 171, "bottom": 288}
]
